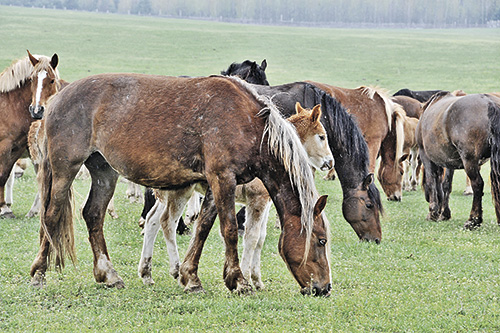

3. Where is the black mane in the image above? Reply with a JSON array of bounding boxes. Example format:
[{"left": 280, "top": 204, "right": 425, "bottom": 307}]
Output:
[
  {"left": 221, "top": 59, "right": 269, "bottom": 86},
  {"left": 393, "top": 88, "right": 444, "bottom": 103},
  {"left": 253, "top": 82, "right": 383, "bottom": 214}
]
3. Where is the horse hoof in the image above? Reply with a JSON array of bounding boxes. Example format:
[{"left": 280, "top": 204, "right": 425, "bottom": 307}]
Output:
[
  {"left": 184, "top": 285, "right": 206, "bottom": 294},
  {"left": 31, "top": 271, "right": 45, "bottom": 288},
  {"left": 426, "top": 213, "right": 439, "bottom": 221},
  {"left": 106, "top": 279, "right": 126, "bottom": 289},
  {"left": 142, "top": 276, "right": 155, "bottom": 286},
  {"left": 0, "top": 211, "right": 16, "bottom": 219},
  {"left": 464, "top": 219, "right": 482, "bottom": 230}
]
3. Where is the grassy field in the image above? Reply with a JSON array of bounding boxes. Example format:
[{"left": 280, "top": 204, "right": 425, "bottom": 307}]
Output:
[{"left": 1, "top": 5, "right": 500, "bottom": 332}]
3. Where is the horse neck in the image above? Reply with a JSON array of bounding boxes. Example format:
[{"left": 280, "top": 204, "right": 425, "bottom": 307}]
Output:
[
  {"left": 1, "top": 82, "right": 33, "bottom": 118},
  {"left": 257, "top": 160, "right": 302, "bottom": 227}
]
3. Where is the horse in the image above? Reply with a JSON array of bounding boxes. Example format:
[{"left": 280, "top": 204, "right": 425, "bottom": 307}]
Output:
[
  {"left": 306, "top": 82, "right": 405, "bottom": 201},
  {"left": 138, "top": 102, "right": 334, "bottom": 290},
  {"left": 221, "top": 59, "right": 269, "bottom": 85},
  {"left": 393, "top": 88, "right": 444, "bottom": 103},
  {"left": 138, "top": 59, "right": 271, "bottom": 230},
  {"left": 0, "top": 50, "right": 61, "bottom": 218},
  {"left": 30, "top": 74, "right": 332, "bottom": 296},
  {"left": 415, "top": 92, "right": 500, "bottom": 229}
]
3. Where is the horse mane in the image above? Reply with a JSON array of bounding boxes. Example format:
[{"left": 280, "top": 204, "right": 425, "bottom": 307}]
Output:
[
  {"left": 358, "top": 86, "right": 405, "bottom": 170},
  {"left": 0, "top": 54, "right": 59, "bottom": 93},
  {"left": 421, "top": 91, "right": 452, "bottom": 112},
  {"left": 306, "top": 83, "right": 384, "bottom": 214},
  {"left": 226, "top": 76, "right": 321, "bottom": 256}
]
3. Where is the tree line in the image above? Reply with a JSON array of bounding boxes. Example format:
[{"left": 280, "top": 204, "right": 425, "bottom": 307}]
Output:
[{"left": 3, "top": 0, "right": 500, "bottom": 27}]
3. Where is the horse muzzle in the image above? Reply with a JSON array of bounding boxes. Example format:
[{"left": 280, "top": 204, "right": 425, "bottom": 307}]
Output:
[
  {"left": 29, "top": 105, "right": 44, "bottom": 119},
  {"left": 301, "top": 283, "right": 332, "bottom": 297},
  {"left": 320, "top": 158, "right": 334, "bottom": 171}
]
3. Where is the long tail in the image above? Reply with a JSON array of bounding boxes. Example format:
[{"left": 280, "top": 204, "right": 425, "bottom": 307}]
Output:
[
  {"left": 488, "top": 101, "right": 500, "bottom": 224},
  {"left": 37, "top": 125, "right": 76, "bottom": 269}
]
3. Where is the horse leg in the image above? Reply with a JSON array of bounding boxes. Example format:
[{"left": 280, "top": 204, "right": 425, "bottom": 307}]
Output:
[
  {"left": 463, "top": 164, "right": 484, "bottom": 230},
  {"left": 463, "top": 175, "right": 473, "bottom": 196},
  {"left": 420, "top": 151, "right": 443, "bottom": 221},
  {"left": 0, "top": 156, "right": 16, "bottom": 218},
  {"left": 243, "top": 200, "right": 271, "bottom": 290},
  {"left": 402, "top": 159, "right": 411, "bottom": 191},
  {"left": 30, "top": 165, "right": 80, "bottom": 287},
  {"left": 82, "top": 155, "right": 122, "bottom": 288},
  {"left": 185, "top": 191, "right": 202, "bottom": 227},
  {"left": 440, "top": 168, "right": 454, "bottom": 220},
  {"left": 213, "top": 176, "right": 252, "bottom": 293},
  {"left": 409, "top": 148, "right": 419, "bottom": 191},
  {"left": 26, "top": 192, "right": 41, "bottom": 218},
  {"left": 179, "top": 188, "right": 218, "bottom": 293},
  {"left": 139, "top": 186, "right": 195, "bottom": 285},
  {"left": 138, "top": 199, "right": 164, "bottom": 285}
]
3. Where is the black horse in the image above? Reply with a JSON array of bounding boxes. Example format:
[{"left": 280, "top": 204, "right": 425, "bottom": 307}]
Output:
[
  {"left": 393, "top": 88, "right": 444, "bottom": 103},
  {"left": 221, "top": 59, "right": 269, "bottom": 85}
]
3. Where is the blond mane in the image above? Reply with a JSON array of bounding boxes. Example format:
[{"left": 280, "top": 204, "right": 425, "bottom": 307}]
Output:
[{"left": 0, "top": 55, "right": 59, "bottom": 93}]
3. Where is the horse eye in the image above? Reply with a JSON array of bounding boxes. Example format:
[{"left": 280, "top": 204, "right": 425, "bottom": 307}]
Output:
[
  {"left": 50, "top": 79, "right": 55, "bottom": 84},
  {"left": 318, "top": 135, "right": 326, "bottom": 141},
  {"left": 365, "top": 202, "right": 374, "bottom": 209},
  {"left": 319, "top": 239, "right": 327, "bottom": 246}
]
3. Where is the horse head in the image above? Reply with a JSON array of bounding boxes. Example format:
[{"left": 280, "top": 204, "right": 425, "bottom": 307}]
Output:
[
  {"left": 287, "top": 102, "right": 334, "bottom": 171},
  {"left": 342, "top": 174, "right": 382, "bottom": 243},
  {"left": 27, "top": 50, "right": 60, "bottom": 119},
  {"left": 221, "top": 59, "right": 269, "bottom": 85},
  {"left": 278, "top": 195, "right": 332, "bottom": 296}
]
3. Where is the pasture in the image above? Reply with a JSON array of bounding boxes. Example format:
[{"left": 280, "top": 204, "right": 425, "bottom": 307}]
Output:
[{"left": 1, "top": 5, "right": 500, "bottom": 331}]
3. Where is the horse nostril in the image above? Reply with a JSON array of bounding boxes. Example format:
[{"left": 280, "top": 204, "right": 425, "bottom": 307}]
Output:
[{"left": 375, "top": 238, "right": 381, "bottom": 244}]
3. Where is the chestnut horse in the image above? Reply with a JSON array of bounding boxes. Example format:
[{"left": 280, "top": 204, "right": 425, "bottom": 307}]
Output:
[
  {"left": 416, "top": 92, "right": 500, "bottom": 229},
  {"left": 30, "top": 74, "right": 331, "bottom": 296},
  {"left": 253, "top": 82, "right": 383, "bottom": 242},
  {"left": 307, "top": 82, "right": 405, "bottom": 201},
  {"left": 138, "top": 102, "right": 334, "bottom": 291},
  {"left": 0, "top": 50, "right": 60, "bottom": 218}
]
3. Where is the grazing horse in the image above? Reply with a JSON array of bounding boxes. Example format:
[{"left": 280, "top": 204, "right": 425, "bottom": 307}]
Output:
[
  {"left": 0, "top": 50, "right": 60, "bottom": 218},
  {"left": 30, "top": 74, "right": 331, "bottom": 296},
  {"left": 307, "top": 82, "right": 405, "bottom": 201},
  {"left": 416, "top": 92, "right": 500, "bottom": 229},
  {"left": 138, "top": 102, "right": 334, "bottom": 290},
  {"left": 221, "top": 59, "right": 269, "bottom": 85}
]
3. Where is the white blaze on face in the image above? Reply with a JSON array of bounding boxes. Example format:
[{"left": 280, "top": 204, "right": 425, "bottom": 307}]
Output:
[{"left": 34, "top": 70, "right": 47, "bottom": 112}]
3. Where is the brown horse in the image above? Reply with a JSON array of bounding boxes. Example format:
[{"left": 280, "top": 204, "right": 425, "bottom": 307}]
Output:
[
  {"left": 307, "top": 82, "right": 405, "bottom": 201},
  {"left": 416, "top": 92, "right": 500, "bottom": 229},
  {"left": 30, "top": 74, "right": 331, "bottom": 296},
  {"left": 0, "top": 50, "right": 60, "bottom": 218},
  {"left": 138, "top": 102, "right": 333, "bottom": 291}
]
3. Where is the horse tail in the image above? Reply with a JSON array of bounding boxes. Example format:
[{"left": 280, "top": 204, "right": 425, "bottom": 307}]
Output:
[
  {"left": 488, "top": 101, "right": 500, "bottom": 224},
  {"left": 37, "top": 123, "right": 76, "bottom": 270}
]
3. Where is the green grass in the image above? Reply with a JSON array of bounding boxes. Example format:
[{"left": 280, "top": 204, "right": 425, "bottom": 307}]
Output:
[{"left": 1, "top": 5, "right": 500, "bottom": 332}]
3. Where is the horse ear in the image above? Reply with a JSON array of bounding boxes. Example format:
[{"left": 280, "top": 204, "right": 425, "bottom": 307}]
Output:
[
  {"left": 311, "top": 104, "right": 322, "bottom": 123},
  {"left": 362, "top": 173, "right": 374, "bottom": 190},
  {"left": 27, "top": 50, "right": 39, "bottom": 66},
  {"left": 314, "top": 195, "right": 328, "bottom": 216},
  {"left": 261, "top": 59, "right": 267, "bottom": 71},
  {"left": 295, "top": 102, "right": 305, "bottom": 114},
  {"left": 50, "top": 53, "right": 59, "bottom": 70}
]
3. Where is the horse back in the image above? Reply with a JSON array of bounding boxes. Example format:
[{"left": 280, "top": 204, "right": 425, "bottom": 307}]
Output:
[{"left": 45, "top": 74, "right": 267, "bottom": 188}]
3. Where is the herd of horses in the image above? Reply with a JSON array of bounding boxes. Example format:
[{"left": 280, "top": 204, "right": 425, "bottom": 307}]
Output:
[{"left": 1, "top": 51, "right": 499, "bottom": 296}]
